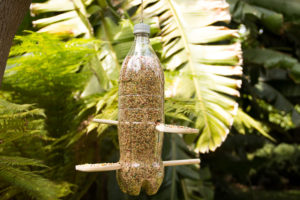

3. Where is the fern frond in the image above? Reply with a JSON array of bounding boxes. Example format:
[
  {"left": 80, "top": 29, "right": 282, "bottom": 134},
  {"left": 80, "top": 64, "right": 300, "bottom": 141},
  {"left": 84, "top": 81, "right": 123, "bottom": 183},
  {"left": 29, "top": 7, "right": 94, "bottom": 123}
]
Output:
[
  {"left": 0, "top": 100, "right": 46, "bottom": 145},
  {"left": 0, "top": 156, "right": 47, "bottom": 168},
  {"left": 67, "top": 87, "right": 119, "bottom": 145},
  {"left": 4, "top": 33, "right": 99, "bottom": 98},
  {"left": 0, "top": 186, "right": 19, "bottom": 200},
  {"left": 165, "top": 98, "right": 197, "bottom": 122},
  {"left": 0, "top": 165, "right": 68, "bottom": 200}
]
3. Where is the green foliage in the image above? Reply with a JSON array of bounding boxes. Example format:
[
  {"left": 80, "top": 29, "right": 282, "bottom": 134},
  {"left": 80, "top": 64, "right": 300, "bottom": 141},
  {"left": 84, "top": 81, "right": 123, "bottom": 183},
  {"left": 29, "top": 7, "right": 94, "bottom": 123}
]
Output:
[
  {"left": 228, "top": 0, "right": 300, "bottom": 134},
  {"left": 0, "top": 99, "right": 46, "bottom": 143},
  {"left": 2, "top": 32, "right": 101, "bottom": 141},
  {"left": 0, "top": 156, "right": 46, "bottom": 167},
  {"left": 0, "top": 164, "right": 68, "bottom": 200},
  {"left": 233, "top": 108, "right": 274, "bottom": 140},
  {"left": 227, "top": 0, "right": 284, "bottom": 34},
  {"left": 206, "top": 0, "right": 300, "bottom": 198},
  {"left": 159, "top": 134, "right": 207, "bottom": 200},
  {"left": 0, "top": 99, "right": 71, "bottom": 200},
  {"left": 256, "top": 99, "right": 294, "bottom": 130},
  {"left": 4, "top": 32, "right": 97, "bottom": 97},
  {"left": 244, "top": 48, "right": 300, "bottom": 83}
]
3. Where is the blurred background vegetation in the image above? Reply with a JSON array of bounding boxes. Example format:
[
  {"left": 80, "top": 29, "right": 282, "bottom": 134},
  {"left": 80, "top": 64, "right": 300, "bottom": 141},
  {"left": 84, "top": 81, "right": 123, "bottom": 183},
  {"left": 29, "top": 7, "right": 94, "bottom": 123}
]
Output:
[{"left": 1, "top": 0, "right": 300, "bottom": 199}]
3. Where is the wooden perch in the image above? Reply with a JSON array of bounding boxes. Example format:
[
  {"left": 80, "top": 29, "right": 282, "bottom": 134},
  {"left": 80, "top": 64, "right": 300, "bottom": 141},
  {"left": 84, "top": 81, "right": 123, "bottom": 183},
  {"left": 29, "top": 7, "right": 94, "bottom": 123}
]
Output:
[
  {"left": 76, "top": 159, "right": 200, "bottom": 172},
  {"left": 93, "top": 119, "right": 199, "bottom": 134},
  {"left": 76, "top": 163, "right": 121, "bottom": 172},
  {"left": 155, "top": 123, "right": 199, "bottom": 134},
  {"left": 92, "top": 119, "right": 118, "bottom": 125},
  {"left": 163, "top": 159, "right": 200, "bottom": 166}
]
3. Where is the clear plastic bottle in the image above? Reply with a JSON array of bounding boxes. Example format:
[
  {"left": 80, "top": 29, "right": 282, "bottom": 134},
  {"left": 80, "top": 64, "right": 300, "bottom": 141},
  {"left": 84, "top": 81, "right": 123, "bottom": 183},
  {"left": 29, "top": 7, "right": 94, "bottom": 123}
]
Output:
[{"left": 117, "top": 23, "right": 165, "bottom": 196}]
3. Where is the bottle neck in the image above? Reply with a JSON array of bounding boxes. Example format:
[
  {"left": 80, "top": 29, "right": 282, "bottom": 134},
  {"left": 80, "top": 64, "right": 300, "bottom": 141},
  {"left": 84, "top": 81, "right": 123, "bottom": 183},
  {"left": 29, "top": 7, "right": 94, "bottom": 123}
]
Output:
[
  {"left": 129, "top": 33, "right": 154, "bottom": 57},
  {"left": 134, "top": 33, "right": 150, "bottom": 44}
]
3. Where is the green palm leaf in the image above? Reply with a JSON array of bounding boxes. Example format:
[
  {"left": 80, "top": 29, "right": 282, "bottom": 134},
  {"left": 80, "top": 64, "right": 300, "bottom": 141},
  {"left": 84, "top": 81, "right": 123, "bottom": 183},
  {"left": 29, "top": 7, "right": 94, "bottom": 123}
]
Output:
[
  {"left": 233, "top": 108, "right": 275, "bottom": 141},
  {"left": 244, "top": 48, "right": 300, "bottom": 83},
  {"left": 31, "top": 0, "right": 93, "bottom": 37},
  {"left": 129, "top": 0, "right": 242, "bottom": 153}
]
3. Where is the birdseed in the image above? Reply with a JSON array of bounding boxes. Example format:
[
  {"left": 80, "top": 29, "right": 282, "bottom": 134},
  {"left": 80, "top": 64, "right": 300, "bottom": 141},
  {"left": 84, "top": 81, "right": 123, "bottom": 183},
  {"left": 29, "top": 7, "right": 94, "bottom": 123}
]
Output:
[{"left": 117, "top": 55, "right": 165, "bottom": 196}]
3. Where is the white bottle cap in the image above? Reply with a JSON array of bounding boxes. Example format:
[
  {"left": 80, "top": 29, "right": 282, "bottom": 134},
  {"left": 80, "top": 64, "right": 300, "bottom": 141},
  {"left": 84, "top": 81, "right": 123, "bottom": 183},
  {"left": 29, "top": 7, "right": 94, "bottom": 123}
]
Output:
[{"left": 133, "top": 23, "right": 150, "bottom": 34}]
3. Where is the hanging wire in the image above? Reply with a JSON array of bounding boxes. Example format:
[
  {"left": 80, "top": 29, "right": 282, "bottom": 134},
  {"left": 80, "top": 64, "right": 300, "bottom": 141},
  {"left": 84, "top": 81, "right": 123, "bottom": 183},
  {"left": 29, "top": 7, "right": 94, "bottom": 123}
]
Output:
[{"left": 141, "top": 0, "right": 144, "bottom": 23}]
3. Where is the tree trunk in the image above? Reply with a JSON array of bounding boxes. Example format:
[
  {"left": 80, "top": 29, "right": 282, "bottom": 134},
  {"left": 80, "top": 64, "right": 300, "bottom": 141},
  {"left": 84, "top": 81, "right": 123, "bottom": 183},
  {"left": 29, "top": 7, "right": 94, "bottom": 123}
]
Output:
[{"left": 0, "top": 0, "right": 31, "bottom": 86}]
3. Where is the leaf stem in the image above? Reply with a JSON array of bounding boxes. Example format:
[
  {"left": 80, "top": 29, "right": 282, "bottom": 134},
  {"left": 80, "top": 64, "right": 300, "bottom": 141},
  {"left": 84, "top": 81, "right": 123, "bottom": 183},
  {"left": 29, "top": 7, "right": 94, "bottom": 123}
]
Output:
[
  {"left": 72, "top": 0, "right": 94, "bottom": 38},
  {"left": 100, "top": 17, "right": 121, "bottom": 71}
]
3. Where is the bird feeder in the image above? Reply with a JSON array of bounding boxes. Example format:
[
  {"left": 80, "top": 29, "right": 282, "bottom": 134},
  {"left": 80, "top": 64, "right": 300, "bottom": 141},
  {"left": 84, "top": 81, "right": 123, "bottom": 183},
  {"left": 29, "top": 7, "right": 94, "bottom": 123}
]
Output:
[{"left": 75, "top": 23, "right": 200, "bottom": 196}]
